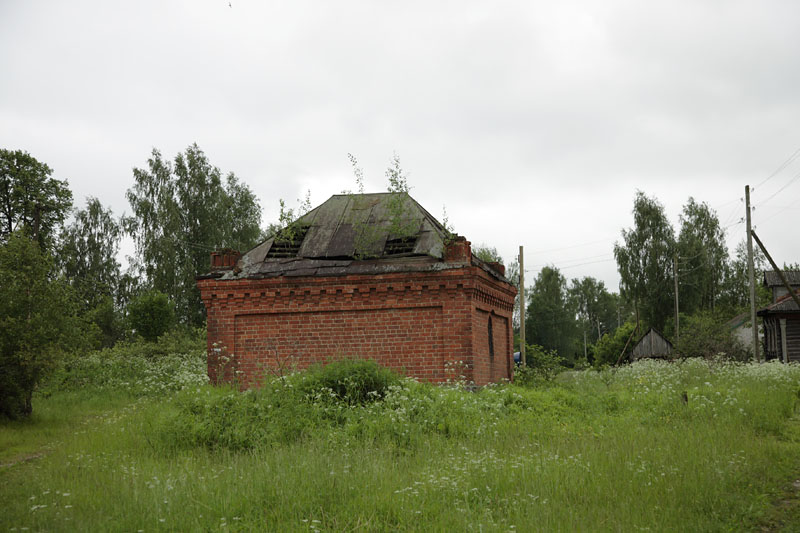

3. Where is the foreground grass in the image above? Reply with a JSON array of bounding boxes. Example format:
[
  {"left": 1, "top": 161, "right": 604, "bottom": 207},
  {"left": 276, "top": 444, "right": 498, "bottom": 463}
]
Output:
[{"left": 2, "top": 356, "right": 800, "bottom": 531}]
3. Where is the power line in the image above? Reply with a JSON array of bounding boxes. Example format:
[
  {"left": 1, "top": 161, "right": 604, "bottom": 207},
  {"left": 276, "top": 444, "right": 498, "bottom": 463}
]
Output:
[
  {"left": 755, "top": 168, "right": 800, "bottom": 207},
  {"left": 557, "top": 258, "right": 616, "bottom": 271},
  {"left": 528, "top": 253, "right": 614, "bottom": 271},
  {"left": 753, "top": 144, "right": 800, "bottom": 190},
  {"left": 723, "top": 218, "right": 744, "bottom": 230},
  {"left": 525, "top": 237, "right": 616, "bottom": 256}
]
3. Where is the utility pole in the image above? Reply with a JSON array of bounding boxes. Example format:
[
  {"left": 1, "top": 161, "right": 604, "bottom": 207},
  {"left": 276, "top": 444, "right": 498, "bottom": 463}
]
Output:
[
  {"left": 519, "top": 246, "right": 526, "bottom": 366},
  {"left": 583, "top": 330, "right": 587, "bottom": 360},
  {"left": 673, "top": 253, "right": 679, "bottom": 342},
  {"left": 745, "top": 185, "right": 760, "bottom": 361}
]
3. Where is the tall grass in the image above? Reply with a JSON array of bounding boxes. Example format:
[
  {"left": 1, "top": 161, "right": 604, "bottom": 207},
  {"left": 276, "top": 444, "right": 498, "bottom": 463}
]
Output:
[{"left": 2, "top": 353, "right": 800, "bottom": 531}]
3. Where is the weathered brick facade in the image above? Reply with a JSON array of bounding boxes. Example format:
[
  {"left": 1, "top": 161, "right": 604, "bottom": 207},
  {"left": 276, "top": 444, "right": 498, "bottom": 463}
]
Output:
[
  {"left": 198, "top": 264, "right": 516, "bottom": 386},
  {"left": 198, "top": 192, "right": 517, "bottom": 386}
]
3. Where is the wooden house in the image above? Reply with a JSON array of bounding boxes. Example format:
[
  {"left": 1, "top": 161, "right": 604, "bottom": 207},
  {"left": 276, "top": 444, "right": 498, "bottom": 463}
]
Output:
[
  {"left": 763, "top": 270, "right": 800, "bottom": 302},
  {"left": 197, "top": 192, "right": 517, "bottom": 387},
  {"left": 630, "top": 327, "right": 674, "bottom": 361},
  {"left": 757, "top": 287, "right": 800, "bottom": 363}
]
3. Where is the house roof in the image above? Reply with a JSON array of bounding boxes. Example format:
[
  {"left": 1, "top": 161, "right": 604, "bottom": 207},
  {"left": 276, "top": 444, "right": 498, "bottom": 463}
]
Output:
[
  {"left": 631, "top": 327, "right": 673, "bottom": 359},
  {"left": 763, "top": 270, "right": 800, "bottom": 287},
  {"left": 725, "top": 312, "right": 749, "bottom": 330},
  {"left": 210, "top": 192, "right": 509, "bottom": 282},
  {"left": 757, "top": 289, "right": 800, "bottom": 315}
]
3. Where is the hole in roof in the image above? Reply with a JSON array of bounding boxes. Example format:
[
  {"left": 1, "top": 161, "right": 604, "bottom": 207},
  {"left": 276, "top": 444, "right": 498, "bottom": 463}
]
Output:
[
  {"left": 266, "top": 224, "right": 310, "bottom": 258},
  {"left": 383, "top": 236, "right": 417, "bottom": 256}
]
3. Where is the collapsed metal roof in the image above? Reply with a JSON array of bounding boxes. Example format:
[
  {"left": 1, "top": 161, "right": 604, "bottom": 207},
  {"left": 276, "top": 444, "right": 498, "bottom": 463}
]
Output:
[{"left": 217, "top": 192, "right": 498, "bottom": 280}]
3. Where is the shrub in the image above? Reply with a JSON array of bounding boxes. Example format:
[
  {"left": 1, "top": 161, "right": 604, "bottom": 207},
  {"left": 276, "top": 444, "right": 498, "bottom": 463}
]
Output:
[
  {"left": 127, "top": 290, "right": 175, "bottom": 342},
  {"left": 299, "top": 358, "right": 401, "bottom": 405},
  {"left": 43, "top": 340, "right": 206, "bottom": 396},
  {"left": 514, "top": 343, "right": 563, "bottom": 385},
  {"left": 676, "top": 312, "right": 749, "bottom": 361},
  {"left": 84, "top": 295, "right": 125, "bottom": 348},
  {"left": 593, "top": 322, "right": 636, "bottom": 367}
]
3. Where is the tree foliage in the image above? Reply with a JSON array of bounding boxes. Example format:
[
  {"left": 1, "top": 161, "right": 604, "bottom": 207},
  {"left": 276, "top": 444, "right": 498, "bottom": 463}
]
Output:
[
  {"left": 525, "top": 266, "right": 578, "bottom": 363},
  {"left": 675, "top": 312, "right": 748, "bottom": 361},
  {"left": 0, "top": 149, "right": 72, "bottom": 250},
  {"left": 614, "top": 191, "right": 675, "bottom": 332},
  {"left": 677, "top": 198, "right": 727, "bottom": 314},
  {"left": 127, "top": 290, "right": 175, "bottom": 342},
  {"left": 57, "top": 197, "right": 122, "bottom": 311},
  {"left": 569, "top": 276, "right": 619, "bottom": 343},
  {"left": 0, "top": 231, "right": 81, "bottom": 419},
  {"left": 125, "top": 144, "right": 262, "bottom": 326},
  {"left": 720, "top": 240, "right": 770, "bottom": 312},
  {"left": 593, "top": 321, "right": 636, "bottom": 367}
]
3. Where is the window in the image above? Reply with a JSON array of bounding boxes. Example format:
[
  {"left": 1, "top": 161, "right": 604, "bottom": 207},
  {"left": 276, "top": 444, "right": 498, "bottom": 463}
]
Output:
[{"left": 488, "top": 315, "right": 494, "bottom": 359}]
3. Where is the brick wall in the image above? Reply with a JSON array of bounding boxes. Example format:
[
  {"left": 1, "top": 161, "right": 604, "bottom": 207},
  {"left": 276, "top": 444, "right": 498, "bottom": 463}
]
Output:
[{"left": 198, "top": 266, "right": 516, "bottom": 387}]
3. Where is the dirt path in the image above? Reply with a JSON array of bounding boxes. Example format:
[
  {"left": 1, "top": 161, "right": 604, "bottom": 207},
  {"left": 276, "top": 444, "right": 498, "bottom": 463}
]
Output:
[{"left": 0, "top": 451, "right": 47, "bottom": 470}]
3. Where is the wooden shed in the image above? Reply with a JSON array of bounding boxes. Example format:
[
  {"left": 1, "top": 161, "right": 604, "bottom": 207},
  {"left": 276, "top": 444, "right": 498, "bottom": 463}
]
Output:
[
  {"left": 630, "top": 328, "right": 674, "bottom": 361},
  {"left": 757, "top": 289, "right": 800, "bottom": 363}
]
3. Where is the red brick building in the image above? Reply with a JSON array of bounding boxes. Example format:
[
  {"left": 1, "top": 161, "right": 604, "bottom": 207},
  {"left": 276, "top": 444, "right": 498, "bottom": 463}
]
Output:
[{"left": 197, "top": 193, "right": 516, "bottom": 386}]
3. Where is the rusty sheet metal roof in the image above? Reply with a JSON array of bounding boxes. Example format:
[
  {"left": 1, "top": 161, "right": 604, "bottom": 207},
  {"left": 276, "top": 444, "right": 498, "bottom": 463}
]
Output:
[
  {"left": 757, "top": 289, "right": 800, "bottom": 315},
  {"left": 228, "top": 193, "right": 457, "bottom": 279},
  {"left": 763, "top": 271, "right": 800, "bottom": 287}
]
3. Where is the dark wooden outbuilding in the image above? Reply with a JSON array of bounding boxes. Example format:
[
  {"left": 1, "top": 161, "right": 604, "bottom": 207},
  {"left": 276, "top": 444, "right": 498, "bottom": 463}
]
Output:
[
  {"left": 758, "top": 289, "right": 800, "bottom": 363},
  {"left": 630, "top": 328, "right": 674, "bottom": 361}
]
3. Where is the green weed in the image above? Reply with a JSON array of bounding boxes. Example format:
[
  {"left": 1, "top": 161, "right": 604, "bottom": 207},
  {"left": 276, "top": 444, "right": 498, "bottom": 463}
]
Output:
[{"left": 2, "top": 355, "right": 800, "bottom": 531}]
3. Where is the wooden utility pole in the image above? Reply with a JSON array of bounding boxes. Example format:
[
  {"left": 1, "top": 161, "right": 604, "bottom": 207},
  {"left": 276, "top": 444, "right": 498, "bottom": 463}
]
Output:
[
  {"left": 751, "top": 230, "right": 800, "bottom": 310},
  {"left": 519, "top": 245, "right": 526, "bottom": 366},
  {"left": 673, "top": 253, "right": 679, "bottom": 342},
  {"left": 745, "top": 185, "right": 760, "bottom": 361},
  {"left": 583, "top": 330, "right": 588, "bottom": 360}
]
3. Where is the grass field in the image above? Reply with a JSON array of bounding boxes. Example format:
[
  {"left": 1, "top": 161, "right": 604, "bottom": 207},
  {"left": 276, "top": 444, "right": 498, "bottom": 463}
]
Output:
[{"left": 2, "top": 349, "right": 800, "bottom": 532}]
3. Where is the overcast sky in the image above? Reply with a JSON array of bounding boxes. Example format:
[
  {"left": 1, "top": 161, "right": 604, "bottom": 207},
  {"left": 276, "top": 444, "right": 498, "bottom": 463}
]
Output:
[{"left": 2, "top": 0, "right": 799, "bottom": 290}]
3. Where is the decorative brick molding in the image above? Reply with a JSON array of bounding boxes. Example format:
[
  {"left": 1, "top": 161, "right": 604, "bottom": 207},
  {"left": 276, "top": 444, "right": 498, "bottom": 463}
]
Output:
[{"left": 198, "top": 265, "right": 516, "bottom": 387}]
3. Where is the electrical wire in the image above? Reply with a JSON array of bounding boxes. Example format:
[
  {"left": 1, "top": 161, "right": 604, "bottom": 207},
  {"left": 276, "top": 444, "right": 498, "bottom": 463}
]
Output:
[
  {"left": 755, "top": 168, "right": 800, "bottom": 207},
  {"left": 525, "top": 237, "right": 616, "bottom": 256},
  {"left": 753, "top": 144, "right": 800, "bottom": 190},
  {"left": 528, "top": 252, "right": 614, "bottom": 270}
]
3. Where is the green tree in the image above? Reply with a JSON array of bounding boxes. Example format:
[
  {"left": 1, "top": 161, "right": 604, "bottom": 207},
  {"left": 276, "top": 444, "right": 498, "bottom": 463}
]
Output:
[
  {"left": 677, "top": 198, "right": 728, "bottom": 314},
  {"left": 593, "top": 321, "right": 636, "bottom": 367},
  {"left": 719, "top": 240, "right": 770, "bottom": 313},
  {"left": 0, "top": 149, "right": 72, "bottom": 250},
  {"left": 125, "top": 144, "right": 262, "bottom": 326},
  {"left": 525, "top": 266, "right": 578, "bottom": 363},
  {"left": 569, "top": 276, "right": 619, "bottom": 343},
  {"left": 614, "top": 191, "right": 675, "bottom": 332},
  {"left": 0, "top": 231, "right": 80, "bottom": 418},
  {"left": 127, "top": 290, "right": 175, "bottom": 342},
  {"left": 57, "top": 197, "right": 122, "bottom": 310},
  {"left": 675, "top": 312, "right": 748, "bottom": 361}
]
